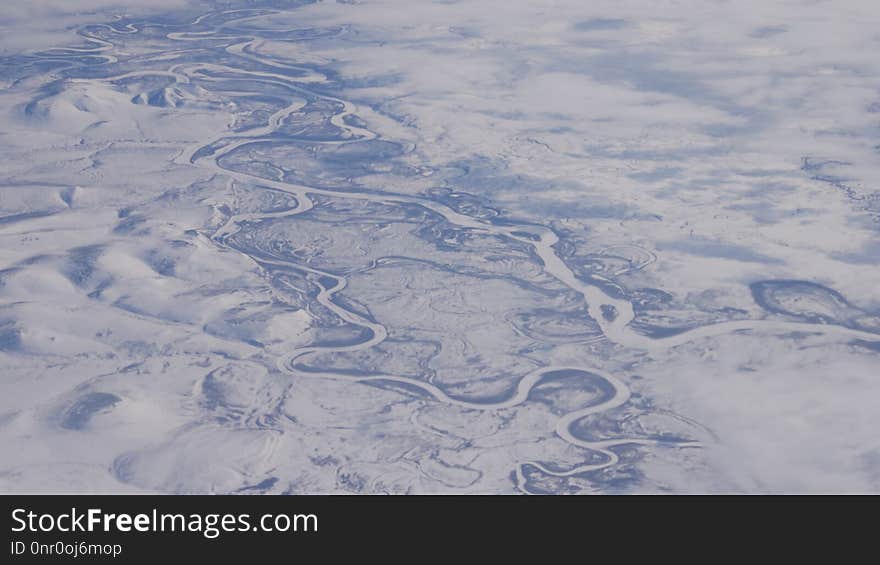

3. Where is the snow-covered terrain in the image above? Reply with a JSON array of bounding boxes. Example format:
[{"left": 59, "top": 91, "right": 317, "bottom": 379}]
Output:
[{"left": 1, "top": 0, "right": 879, "bottom": 493}]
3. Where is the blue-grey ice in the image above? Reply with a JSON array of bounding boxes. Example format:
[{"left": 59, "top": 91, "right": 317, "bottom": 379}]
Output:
[{"left": 1, "top": 0, "right": 879, "bottom": 494}]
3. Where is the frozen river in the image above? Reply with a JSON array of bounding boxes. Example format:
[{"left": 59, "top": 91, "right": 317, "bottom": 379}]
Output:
[{"left": 1, "top": 1, "right": 879, "bottom": 493}]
